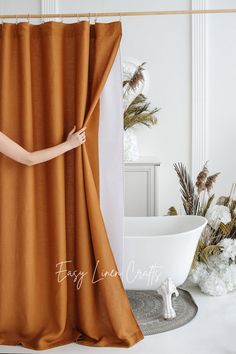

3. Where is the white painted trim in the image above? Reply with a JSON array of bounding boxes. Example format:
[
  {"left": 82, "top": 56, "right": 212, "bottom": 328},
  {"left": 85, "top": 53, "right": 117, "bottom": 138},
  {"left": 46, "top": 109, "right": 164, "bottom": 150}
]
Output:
[
  {"left": 191, "top": 0, "right": 208, "bottom": 178},
  {"left": 41, "top": 0, "right": 59, "bottom": 21},
  {"left": 154, "top": 165, "right": 159, "bottom": 216}
]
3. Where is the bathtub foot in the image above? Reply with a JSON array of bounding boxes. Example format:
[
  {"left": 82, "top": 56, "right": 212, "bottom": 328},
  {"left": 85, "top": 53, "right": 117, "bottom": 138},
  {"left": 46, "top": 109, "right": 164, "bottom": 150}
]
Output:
[{"left": 157, "top": 277, "right": 179, "bottom": 320}]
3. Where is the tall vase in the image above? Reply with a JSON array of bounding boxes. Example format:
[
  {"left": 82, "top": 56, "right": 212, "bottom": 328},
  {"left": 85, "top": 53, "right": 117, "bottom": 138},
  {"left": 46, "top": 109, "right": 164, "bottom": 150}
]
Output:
[{"left": 124, "top": 128, "right": 139, "bottom": 161}]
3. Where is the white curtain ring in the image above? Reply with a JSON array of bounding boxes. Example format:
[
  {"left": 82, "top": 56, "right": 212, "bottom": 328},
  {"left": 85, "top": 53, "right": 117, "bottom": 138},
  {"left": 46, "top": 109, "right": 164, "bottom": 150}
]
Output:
[
  {"left": 15, "top": 15, "right": 18, "bottom": 24},
  {"left": 27, "top": 14, "right": 31, "bottom": 24},
  {"left": 76, "top": 13, "right": 80, "bottom": 23}
]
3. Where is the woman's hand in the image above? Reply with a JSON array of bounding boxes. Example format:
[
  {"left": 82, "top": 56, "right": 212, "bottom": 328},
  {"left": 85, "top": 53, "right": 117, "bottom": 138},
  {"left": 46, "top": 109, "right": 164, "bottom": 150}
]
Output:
[
  {"left": 0, "top": 126, "right": 87, "bottom": 166},
  {"left": 66, "top": 126, "right": 86, "bottom": 149}
]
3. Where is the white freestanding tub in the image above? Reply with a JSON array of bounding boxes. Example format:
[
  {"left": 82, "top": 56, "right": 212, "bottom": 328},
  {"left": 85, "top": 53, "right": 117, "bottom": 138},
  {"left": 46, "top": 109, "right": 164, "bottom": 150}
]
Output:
[{"left": 122, "top": 215, "right": 207, "bottom": 290}]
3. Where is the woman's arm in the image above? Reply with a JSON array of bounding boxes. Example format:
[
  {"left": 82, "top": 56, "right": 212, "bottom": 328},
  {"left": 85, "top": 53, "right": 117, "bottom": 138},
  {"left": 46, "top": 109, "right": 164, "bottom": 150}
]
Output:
[{"left": 0, "top": 126, "right": 86, "bottom": 166}]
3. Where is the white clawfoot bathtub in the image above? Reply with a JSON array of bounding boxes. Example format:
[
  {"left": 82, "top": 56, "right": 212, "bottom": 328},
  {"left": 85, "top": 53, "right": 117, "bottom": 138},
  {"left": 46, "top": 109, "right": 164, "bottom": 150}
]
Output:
[
  {"left": 122, "top": 215, "right": 207, "bottom": 290},
  {"left": 122, "top": 215, "right": 207, "bottom": 319}
]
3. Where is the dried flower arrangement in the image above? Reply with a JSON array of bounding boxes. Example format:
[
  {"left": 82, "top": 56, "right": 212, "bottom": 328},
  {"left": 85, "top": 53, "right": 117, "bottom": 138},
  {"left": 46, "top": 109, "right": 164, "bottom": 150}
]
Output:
[
  {"left": 123, "top": 62, "right": 160, "bottom": 131},
  {"left": 168, "top": 162, "right": 236, "bottom": 295}
]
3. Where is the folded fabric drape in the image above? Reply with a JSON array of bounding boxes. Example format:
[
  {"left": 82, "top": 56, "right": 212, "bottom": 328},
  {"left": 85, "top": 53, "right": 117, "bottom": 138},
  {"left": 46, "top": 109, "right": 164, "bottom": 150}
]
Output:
[
  {"left": 0, "top": 21, "right": 144, "bottom": 350},
  {"left": 99, "top": 49, "right": 125, "bottom": 273}
]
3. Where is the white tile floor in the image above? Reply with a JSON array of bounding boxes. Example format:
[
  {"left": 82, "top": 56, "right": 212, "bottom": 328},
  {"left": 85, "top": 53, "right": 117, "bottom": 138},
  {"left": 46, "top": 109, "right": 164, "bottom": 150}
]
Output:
[{"left": 0, "top": 287, "right": 236, "bottom": 354}]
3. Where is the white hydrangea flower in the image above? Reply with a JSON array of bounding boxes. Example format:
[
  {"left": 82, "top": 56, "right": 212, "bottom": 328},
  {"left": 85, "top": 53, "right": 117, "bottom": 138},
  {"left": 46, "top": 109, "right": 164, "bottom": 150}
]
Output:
[
  {"left": 188, "top": 261, "right": 208, "bottom": 284},
  {"left": 219, "top": 238, "right": 236, "bottom": 260},
  {"left": 187, "top": 239, "right": 236, "bottom": 296},
  {"left": 205, "top": 205, "right": 231, "bottom": 229},
  {"left": 199, "top": 272, "right": 228, "bottom": 296}
]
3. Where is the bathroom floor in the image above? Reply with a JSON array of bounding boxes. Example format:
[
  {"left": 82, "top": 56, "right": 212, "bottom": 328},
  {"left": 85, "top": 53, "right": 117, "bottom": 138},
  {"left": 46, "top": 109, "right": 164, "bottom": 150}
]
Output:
[{"left": 0, "top": 286, "right": 235, "bottom": 354}]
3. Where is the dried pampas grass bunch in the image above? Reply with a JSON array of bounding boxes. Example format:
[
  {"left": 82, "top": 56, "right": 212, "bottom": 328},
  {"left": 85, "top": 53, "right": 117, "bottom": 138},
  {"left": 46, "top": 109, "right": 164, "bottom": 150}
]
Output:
[
  {"left": 123, "top": 62, "right": 145, "bottom": 93},
  {"left": 168, "top": 162, "right": 236, "bottom": 265},
  {"left": 123, "top": 62, "right": 160, "bottom": 131}
]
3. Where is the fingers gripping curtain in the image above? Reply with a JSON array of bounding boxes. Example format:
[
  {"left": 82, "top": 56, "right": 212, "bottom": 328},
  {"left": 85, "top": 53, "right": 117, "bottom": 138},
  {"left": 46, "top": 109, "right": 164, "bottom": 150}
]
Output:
[{"left": 0, "top": 21, "right": 143, "bottom": 350}]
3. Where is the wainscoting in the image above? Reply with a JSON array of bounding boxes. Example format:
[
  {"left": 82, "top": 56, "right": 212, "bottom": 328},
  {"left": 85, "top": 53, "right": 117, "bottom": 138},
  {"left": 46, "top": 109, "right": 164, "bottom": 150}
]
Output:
[{"left": 124, "top": 157, "right": 160, "bottom": 216}]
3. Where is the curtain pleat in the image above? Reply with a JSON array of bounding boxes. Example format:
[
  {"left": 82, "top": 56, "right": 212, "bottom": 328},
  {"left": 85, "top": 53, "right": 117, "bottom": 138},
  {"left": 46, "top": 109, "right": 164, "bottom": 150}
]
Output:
[{"left": 0, "top": 21, "right": 144, "bottom": 350}]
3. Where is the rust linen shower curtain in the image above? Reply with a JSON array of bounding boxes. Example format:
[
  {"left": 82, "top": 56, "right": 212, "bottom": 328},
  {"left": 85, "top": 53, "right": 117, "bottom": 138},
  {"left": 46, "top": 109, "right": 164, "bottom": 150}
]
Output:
[{"left": 0, "top": 21, "right": 144, "bottom": 350}]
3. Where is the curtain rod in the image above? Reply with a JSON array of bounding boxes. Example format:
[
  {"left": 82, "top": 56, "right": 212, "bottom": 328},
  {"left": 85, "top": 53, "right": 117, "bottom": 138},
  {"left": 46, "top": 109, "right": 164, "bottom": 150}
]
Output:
[{"left": 1, "top": 9, "right": 236, "bottom": 19}]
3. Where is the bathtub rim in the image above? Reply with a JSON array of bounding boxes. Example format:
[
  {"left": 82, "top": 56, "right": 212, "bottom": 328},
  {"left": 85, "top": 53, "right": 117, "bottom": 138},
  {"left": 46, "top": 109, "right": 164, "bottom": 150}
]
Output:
[{"left": 124, "top": 215, "right": 208, "bottom": 239}]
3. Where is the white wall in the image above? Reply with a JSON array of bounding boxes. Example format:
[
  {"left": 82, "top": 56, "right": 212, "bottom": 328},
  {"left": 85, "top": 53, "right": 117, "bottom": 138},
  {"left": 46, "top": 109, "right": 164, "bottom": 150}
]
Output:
[
  {"left": 207, "top": 0, "right": 236, "bottom": 198},
  {"left": 0, "top": 1, "right": 40, "bottom": 19}
]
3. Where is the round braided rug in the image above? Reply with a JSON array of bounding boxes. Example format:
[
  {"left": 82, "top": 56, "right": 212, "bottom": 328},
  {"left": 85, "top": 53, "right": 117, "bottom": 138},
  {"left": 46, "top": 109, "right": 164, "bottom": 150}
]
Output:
[{"left": 126, "top": 288, "right": 198, "bottom": 335}]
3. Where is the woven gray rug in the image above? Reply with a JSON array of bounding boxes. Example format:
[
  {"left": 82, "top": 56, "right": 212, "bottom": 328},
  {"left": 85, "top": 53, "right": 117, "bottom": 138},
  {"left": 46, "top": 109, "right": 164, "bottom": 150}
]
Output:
[{"left": 126, "top": 288, "right": 198, "bottom": 335}]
